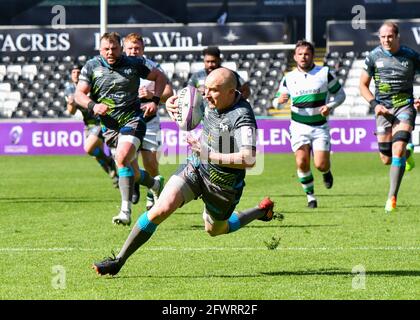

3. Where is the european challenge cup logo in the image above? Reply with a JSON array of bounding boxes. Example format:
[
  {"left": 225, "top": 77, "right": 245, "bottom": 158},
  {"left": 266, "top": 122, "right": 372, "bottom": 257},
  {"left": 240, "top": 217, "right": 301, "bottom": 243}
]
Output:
[{"left": 9, "top": 126, "right": 23, "bottom": 145}]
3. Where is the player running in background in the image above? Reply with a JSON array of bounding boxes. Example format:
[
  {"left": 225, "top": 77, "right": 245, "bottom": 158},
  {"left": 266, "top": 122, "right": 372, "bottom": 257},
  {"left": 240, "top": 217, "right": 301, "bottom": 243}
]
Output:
[
  {"left": 274, "top": 40, "right": 346, "bottom": 209},
  {"left": 360, "top": 21, "right": 420, "bottom": 213},
  {"left": 65, "top": 64, "right": 118, "bottom": 187},
  {"left": 92, "top": 68, "right": 275, "bottom": 276},
  {"left": 123, "top": 33, "right": 173, "bottom": 210},
  {"left": 75, "top": 32, "right": 166, "bottom": 226},
  {"left": 188, "top": 46, "right": 250, "bottom": 99}
]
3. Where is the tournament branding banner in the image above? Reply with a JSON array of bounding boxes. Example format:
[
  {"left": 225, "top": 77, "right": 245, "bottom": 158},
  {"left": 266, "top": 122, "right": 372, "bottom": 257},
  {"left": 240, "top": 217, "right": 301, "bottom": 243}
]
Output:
[
  {"left": 0, "top": 119, "right": 378, "bottom": 156},
  {"left": 327, "top": 19, "right": 420, "bottom": 53},
  {"left": 0, "top": 122, "right": 85, "bottom": 155},
  {"left": 0, "top": 22, "right": 289, "bottom": 57}
]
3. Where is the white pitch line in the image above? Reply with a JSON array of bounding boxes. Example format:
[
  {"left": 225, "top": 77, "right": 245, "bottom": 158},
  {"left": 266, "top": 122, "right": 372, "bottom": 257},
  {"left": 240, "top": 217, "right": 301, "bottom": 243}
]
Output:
[{"left": 0, "top": 246, "right": 420, "bottom": 252}]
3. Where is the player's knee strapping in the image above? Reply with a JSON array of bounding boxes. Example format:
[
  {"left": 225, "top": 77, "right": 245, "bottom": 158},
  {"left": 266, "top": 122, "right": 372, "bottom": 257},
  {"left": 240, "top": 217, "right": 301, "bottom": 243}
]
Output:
[
  {"left": 137, "top": 212, "right": 157, "bottom": 234},
  {"left": 391, "top": 156, "right": 406, "bottom": 167},
  {"left": 392, "top": 131, "right": 411, "bottom": 144},
  {"left": 118, "top": 166, "right": 134, "bottom": 177},
  {"left": 92, "top": 147, "right": 106, "bottom": 165},
  {"left": 227, "top": 213, "right": 241, "bottom": 233},
  {"left": 138, "top": 168, "right": 146, "bottom": 183},
  {"left": 378, "top": 142, "right": 392, "bottom": 157}
]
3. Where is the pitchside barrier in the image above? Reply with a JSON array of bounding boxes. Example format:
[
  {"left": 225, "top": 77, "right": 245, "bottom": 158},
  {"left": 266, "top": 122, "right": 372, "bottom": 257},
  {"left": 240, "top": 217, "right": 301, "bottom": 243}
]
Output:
[{"left": 2, "top": 117, "right": 420, "bottom": 156}]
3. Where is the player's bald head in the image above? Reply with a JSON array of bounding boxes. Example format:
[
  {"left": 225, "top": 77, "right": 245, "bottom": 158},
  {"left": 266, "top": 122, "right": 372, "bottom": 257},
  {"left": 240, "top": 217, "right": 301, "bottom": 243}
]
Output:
[
  {"left": 206, "top": 67, "right": 237, "bottom": 90},
  {"left": 204, "top": 68, "right": 238, "bottom": 111}
]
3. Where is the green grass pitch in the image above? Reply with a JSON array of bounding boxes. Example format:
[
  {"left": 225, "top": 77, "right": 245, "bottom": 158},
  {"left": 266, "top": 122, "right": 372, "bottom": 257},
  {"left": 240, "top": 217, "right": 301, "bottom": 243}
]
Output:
[{"left": 0, "top": 153, "right": 419, "bottom": 300}]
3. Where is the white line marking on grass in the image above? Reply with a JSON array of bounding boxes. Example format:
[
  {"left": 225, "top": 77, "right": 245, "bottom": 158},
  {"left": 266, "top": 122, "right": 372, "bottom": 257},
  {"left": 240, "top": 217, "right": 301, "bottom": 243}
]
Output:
[{"left": 1, "top": 246, "right": 420, "bottom": 252}]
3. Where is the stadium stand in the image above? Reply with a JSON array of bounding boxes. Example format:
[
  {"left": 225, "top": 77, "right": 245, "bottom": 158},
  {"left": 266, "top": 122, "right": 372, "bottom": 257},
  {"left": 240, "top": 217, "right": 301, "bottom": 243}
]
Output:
[
  {"left": 326, "top": 51, "right": 377, "bottom": 118},
  {"left": 0, "top": 49, "right": 290, "bottom": 118},
  {"left": 4, "top": 48, "right": 417, "bottom": 119}
]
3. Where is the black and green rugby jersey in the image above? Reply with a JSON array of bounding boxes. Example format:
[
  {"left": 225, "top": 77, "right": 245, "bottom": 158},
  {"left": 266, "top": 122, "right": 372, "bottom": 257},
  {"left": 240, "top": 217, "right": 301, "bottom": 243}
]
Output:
[
  {"left": 79, "top": 55, "right": 154, "bottom": 128},
  {"left": 364, "top": 45, "right": 420, "bottom": 108},
  {"left": 198, "top": 95, "right": 257, "bottom": 190},
  {"left": 64, "top": 82, "right": 99, "bottom": 127}
]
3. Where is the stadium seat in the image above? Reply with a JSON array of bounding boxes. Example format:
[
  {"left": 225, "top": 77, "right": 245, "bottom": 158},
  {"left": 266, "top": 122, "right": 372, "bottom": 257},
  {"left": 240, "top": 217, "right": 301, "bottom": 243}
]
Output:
[
  {"left": 159, "top": 62, "right": 175, "bottom": 80},
  {"left": 29, "top": 109, "right": 43, "bottom": 118},
  {"left": 40, "top": 63, "right": 54, "bottom": 73},
  {"left": 7, "top": 64, "right": 22, "bottom": 79},
  {"left": 0, "top": 82, "right": 12, "bottom": 92},
  {"left": 16, "top": 80, "right": 30, "bottom": 91},
  {"left": 344, "top": 51, "right": 356, "bottom": 59},
  {"left": 31, "top": 56, "right": 42, "bottom": 63},
  {"left": 253, "top": 106, "right": 264, "bottom": 116},
  {"left": 12, "top": 109, "right": 29, "bottom": 118},
  {"left": 44, "top": 109, "right": 59, "bottom": 118},
  {"left": 0, "top": 65, "right": 6, "bottom": 77},
  {"left": 174, "top": 61, "right": 190, "bottom": 80},
  {"left": 15, "top": 56, "right": 27, "bottom": 64},
  {"left": 190, "top": 62, "right": 204, "bottom": 74},
  {"left": 359, "top": 51, "right": 370, "bottom": 58},
  {"left": 239, "top": 60, "right": 252, "bottom": 69},
  {"left": 77, "top": 55, "right": 88, "bottom": 64},
  {"left": 237, "top": 70, "right": 249, "bottom": 82},
  {"left": 2, "top": 100, "right": 19, "bottom": 114},
  {"left": 19, "top": 99, "right": 33, "bottom": 112},
  {"left": 344, "top": 87, "right": 359, "bottom": 97},
  {"left": 333, "top": 105, "right": 351, "bottom": 117},
  {"left": 351, "top": 105, "right": 370, "bottom": 117},
  {"left": 345, "top": 77, "right": 359, "bottom": 88},
  {"left": 152, "top": 54, "right": 164, "bottom": 62},
  {"left": 351, "top": 59, "right": 365, "bottom": 69},
  {"left": 46, "top": 81, "right": 60, "bottom": 91},
  {"left": 221, "top": 61, "right": 238, "bottom": 71},
  {"left": 61, "top": 55, "right": 74, "bottom": 63},
  {"left": 21, "top": 64, "right": 38, "bottom": 81},
  {"left": 59, "top": 109, "right": 72, "bottom": 118},
  {"left": 256, "top": 60, "right": 268, "bottom": 70},
  {"left": 413, "top": 85, "right": 420, "bottom": 97},
  {"left": 8, "top": 91, "right": 22, "bottom": 102},
  {"left": 24, "top": 90, "right": 38, "bottom": 100},
  {"left": 168, "top": 54, "right": 179, "bottom": 62},
  {"left": 328, "top": 51, "right": 341, "bottom": 59},
  {"left": 182, "top": 53, "right": 196, "bottom": 62},
  {"left": 51, "top": 99, "right": 65, "bottom": 110},
  {"left": 35, "top": 99, "right": 50, "bottom": 111},
  {"left": 274, "top": 52, "right": 287, "bottom": 60},
  {"left": 30, "top": 81, "right": 44, "bottom": 91},
  {"left": 244, "top": 52, "right": 256, "bottom": 60},
  {"left": 45, "top": 55, "right": 58, "bottom": 63},
  {"left": 1, "top": 56, "right": 12, "bottom": 64},
  {"left": 41, "top": 90, "right": 55, "bottom": 100}
]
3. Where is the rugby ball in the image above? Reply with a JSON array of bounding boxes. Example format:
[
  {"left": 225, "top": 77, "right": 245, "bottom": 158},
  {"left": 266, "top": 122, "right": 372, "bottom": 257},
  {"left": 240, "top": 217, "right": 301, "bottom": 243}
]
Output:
[{"left": 175, "top": 86, "right": 204, "bottom": 131}]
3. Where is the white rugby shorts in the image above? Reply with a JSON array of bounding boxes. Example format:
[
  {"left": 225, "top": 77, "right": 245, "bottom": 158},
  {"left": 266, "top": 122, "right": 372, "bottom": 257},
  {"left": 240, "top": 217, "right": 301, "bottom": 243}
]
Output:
[
  {"left": 141, "top": 115, "right": 162, "bottom": 152},
  {"left": 289, "top": 120, "right": 331, "bottom": 152}
]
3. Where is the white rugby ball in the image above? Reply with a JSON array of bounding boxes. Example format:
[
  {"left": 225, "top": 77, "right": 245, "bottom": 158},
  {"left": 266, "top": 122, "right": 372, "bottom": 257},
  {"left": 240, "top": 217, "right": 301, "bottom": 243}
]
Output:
[{"left": 175, "top": 86, "right": 204, "bottom": 131}]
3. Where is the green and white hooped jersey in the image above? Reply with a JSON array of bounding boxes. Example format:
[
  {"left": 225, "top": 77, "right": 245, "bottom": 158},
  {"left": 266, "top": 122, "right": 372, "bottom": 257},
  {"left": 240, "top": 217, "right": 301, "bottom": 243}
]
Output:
[{"left": 277, "top": 65, "right": 341, "bottom": 126}]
